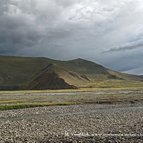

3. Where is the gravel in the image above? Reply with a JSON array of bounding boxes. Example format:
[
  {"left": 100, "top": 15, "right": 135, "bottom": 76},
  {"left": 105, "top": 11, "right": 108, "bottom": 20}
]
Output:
[{"left": 0, "top": 103, "right": 143, "bottom": 143}]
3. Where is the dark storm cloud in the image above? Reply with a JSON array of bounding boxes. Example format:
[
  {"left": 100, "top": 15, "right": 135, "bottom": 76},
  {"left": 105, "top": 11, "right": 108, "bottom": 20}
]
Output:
[
  {"left": 0, "top": 0, "right": 44, "bottom": 55},
  {"left": 104, "top": 40, "right": 143, "bottom": 53},
  {"left": 0, "top": 0, "right": 143, "bottom": 74}
]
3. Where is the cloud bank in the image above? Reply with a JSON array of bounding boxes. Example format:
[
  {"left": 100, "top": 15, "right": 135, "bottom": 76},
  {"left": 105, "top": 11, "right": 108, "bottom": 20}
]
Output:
[{"left": 0, "top": 0, "right": 143, "bottom": 74}]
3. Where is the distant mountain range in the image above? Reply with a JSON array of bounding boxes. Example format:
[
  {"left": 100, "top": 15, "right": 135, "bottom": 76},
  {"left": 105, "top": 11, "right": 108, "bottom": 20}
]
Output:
[{"left": 0, "top": 56, "right": 142, "bottom": 90}]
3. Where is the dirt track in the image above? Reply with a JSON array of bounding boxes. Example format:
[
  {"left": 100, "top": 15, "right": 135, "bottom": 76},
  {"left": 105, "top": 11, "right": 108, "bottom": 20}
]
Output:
[{"left": 0, "top": 103, "right": 143, "bottom": 142}]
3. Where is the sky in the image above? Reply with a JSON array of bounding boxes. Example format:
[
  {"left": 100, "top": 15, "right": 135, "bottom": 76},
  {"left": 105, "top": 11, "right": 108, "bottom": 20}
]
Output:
[{"left": 0, "top": 0, "right": 143, "bottom": 75}]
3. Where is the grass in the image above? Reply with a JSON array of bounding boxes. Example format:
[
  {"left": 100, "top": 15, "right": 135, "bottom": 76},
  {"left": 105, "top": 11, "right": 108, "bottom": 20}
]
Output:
[
  {"left": 82, "top": 80, "right": 143, "bottom": 88},
  {"left": 0, "top": 102, "right": 80, "bottom": 111},
  {"left": 0, "top": 87, "right": 143, "bottom": 110}
]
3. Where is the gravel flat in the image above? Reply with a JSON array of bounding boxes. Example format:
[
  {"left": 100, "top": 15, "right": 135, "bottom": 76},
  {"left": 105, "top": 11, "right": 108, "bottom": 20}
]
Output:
[{"left": 0, "top": 103, "right": 143, "bottom": 143}]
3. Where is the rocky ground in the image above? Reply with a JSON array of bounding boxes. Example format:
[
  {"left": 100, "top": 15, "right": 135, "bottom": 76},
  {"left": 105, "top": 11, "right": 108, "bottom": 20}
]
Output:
[{"left": 0, "top": 103, "right": 143, "bottom": 143}]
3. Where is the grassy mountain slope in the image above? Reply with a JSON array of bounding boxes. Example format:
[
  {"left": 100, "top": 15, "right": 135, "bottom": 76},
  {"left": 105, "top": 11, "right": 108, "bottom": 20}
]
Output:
[{"left": 0, "top": 56, "right": 142, "bottom": 90}]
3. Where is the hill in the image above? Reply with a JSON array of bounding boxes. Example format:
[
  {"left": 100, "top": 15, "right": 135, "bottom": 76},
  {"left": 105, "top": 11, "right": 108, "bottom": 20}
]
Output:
[{"left": 0, "top": 56, "right": 142, "bottom": 90}]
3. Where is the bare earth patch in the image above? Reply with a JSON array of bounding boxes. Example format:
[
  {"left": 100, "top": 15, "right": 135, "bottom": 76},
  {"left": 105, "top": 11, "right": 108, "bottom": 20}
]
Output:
[{"left": 0, "top": 103, "right": 143, "bottom": 143}]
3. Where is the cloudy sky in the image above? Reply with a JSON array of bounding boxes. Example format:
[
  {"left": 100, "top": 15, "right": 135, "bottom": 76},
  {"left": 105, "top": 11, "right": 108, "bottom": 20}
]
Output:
[{"left": 0, "top": 0, "right": 143, "bottom": 74}]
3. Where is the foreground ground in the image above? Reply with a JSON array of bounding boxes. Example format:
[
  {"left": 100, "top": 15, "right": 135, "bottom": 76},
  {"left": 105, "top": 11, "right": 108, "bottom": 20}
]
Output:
[
  {"left": 0, "top": 88, "right": 143, "bottom": 142},
  {"left": 0, "top": 103, "right": 143, "bottom": 142}
]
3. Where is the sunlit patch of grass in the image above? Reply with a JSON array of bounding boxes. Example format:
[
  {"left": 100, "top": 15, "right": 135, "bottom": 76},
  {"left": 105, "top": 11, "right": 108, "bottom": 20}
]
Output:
[{"left": 84, "top": 80, "right": 143, "bottom": 88}]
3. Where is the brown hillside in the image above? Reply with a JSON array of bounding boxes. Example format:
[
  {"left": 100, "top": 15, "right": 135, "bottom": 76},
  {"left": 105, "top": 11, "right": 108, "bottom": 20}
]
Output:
[{"left": 29, "top": 64, "right": 76, "bottom": 90}]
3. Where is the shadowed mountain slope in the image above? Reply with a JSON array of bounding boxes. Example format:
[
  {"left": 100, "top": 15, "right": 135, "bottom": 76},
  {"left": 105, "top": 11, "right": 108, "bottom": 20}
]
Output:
[
  {"left": 0, "top": 56, "right": 142, "bottom": 90},
  {"left": 29, "top": 64, "right": 76, "bottom": 90}
]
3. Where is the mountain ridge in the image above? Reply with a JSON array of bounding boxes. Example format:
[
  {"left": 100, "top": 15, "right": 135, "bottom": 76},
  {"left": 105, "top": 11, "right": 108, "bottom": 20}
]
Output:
[{"left": 0, "top": 55, "right": 142, "bottom": 90}]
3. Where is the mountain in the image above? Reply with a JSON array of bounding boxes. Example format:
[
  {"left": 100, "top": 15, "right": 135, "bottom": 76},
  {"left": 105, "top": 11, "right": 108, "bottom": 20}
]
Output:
[{"left": 0, "top": 56, "right": 142, "bottom": 90}]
